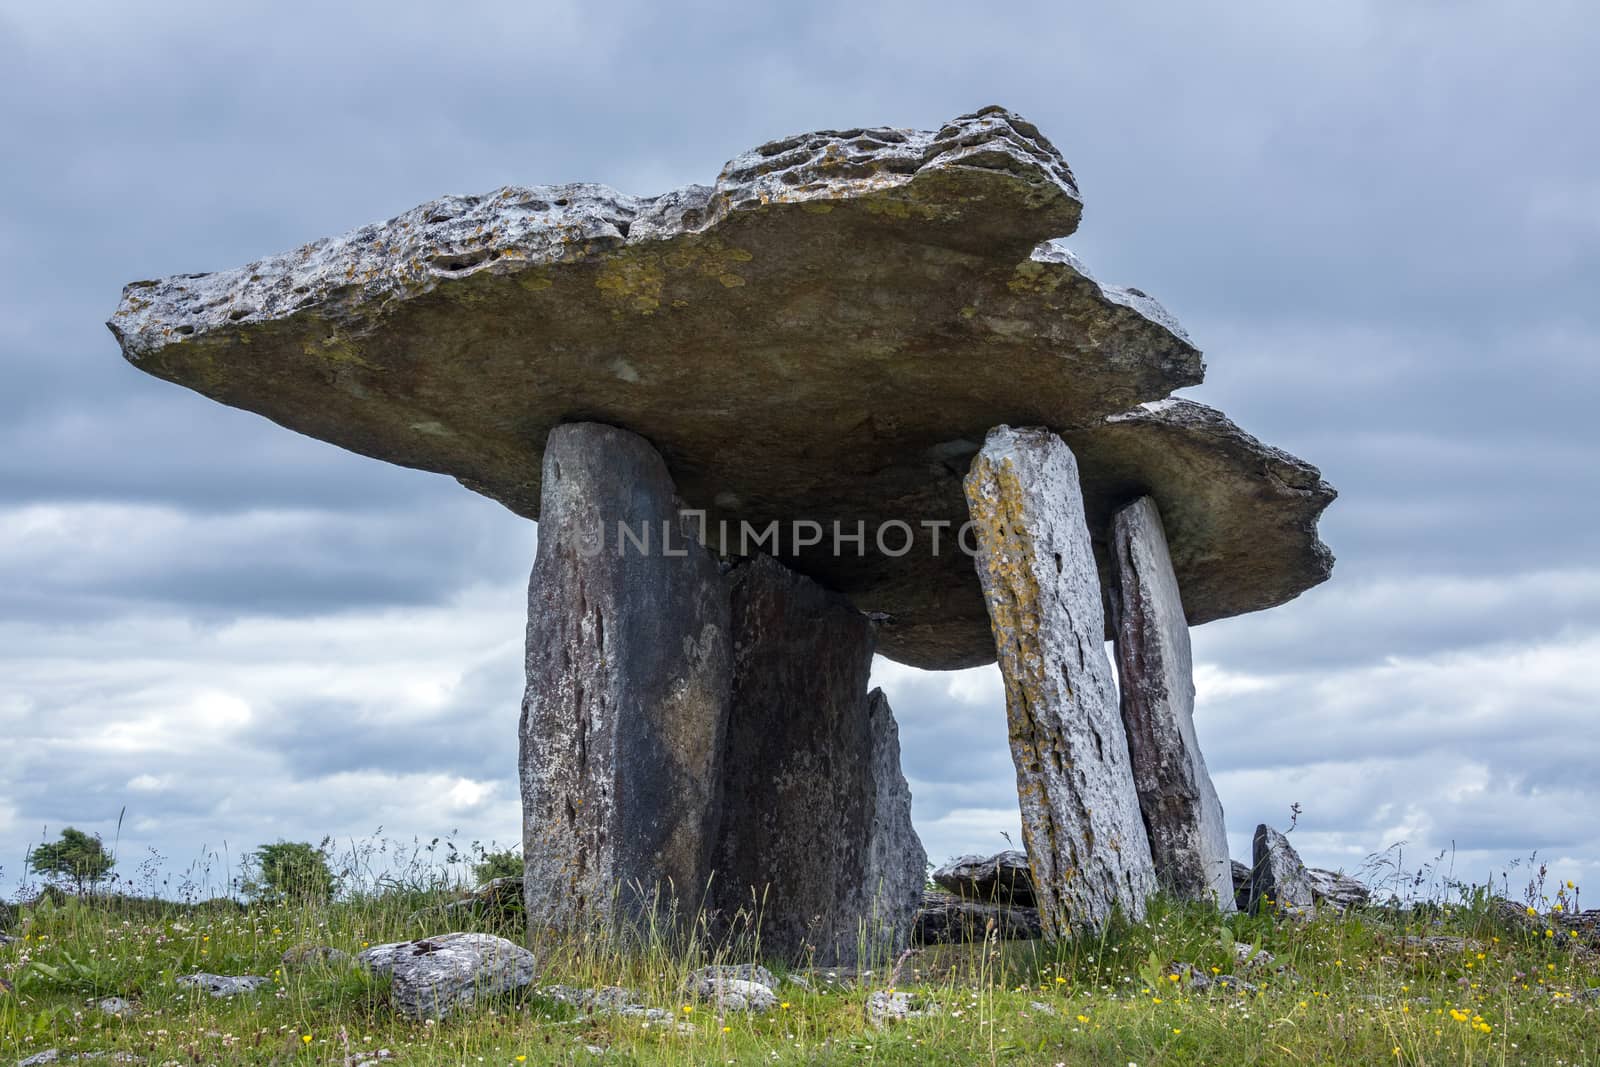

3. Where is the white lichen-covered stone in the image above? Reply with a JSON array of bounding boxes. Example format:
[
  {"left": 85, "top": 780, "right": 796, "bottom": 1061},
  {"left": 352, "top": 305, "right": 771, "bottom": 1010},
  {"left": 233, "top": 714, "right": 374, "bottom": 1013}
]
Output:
[
  {"left": 1110, "top": 495, "right": 1234, "bottom": 909},
  {"left": 173, "top": 973, "right": 269, "bottom": 998},
  {"left": 357, "top": 932, "right": 537, "bottom": 1020},
  {"left": 963, "top": 426, "right": 1156, "bottom": 936}
]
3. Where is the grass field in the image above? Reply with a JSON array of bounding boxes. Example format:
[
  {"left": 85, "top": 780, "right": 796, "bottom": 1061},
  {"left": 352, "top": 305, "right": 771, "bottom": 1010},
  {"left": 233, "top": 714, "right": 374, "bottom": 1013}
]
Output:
[{"left": 2, "top": 853, "right": 1596, "bottom": 1065}]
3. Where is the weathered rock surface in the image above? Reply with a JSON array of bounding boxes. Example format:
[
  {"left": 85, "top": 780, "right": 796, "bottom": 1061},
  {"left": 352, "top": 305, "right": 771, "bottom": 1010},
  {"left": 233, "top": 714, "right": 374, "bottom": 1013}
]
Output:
[
  {"left": 913, "top": 888, "right": 1043, "bottom": 944},
  {"left": 867, "top": 989, "right": 938, "bottom": 1025},
  {"left": 520, "top": 423, "right": 732, "bottom": 932},
  {"left": 16, "top": 1052, "right": 142, "bottom": 1065},
  {"left": 357, "top": 932, "right": 537, "bottom": 1020},
  {"left": 931, "top": 850, "right": 1036, "bottom": 906},
  {"left": 108, "top": 107, "right": 1333, "bottom": 670},
  {"left": 94, "top": 997, "right": 134, "bottom": 1018},
  {"left": 687, "top": 964, "right": 780, "bottom": 991},
  {"left": 1110, "top": 495, "right": 1233, "bottom": 908},
  {"left": 684, "top": 966, "right": 779, "bottom": 1013},
  {"left": 1231, "top": 860, "right": 1254, "bottom": 911},
  {"left": 712, "top": 554, "right": 925, "bottom": 966},
  {"left": 1074, "top": 399, "right": 1336, "bottom": 640},
  {"left": 1305, "top": 867, "right": 1371, "bottom": 910},
  {"left": 964, "top": 426, "right": 1156, "bottom": 936},
  {"left": 174, "top": 973, "right": 269, "bottom": 998},
  {"left": 1248, "top": 825, "right": 1317, "bottom": 916}
]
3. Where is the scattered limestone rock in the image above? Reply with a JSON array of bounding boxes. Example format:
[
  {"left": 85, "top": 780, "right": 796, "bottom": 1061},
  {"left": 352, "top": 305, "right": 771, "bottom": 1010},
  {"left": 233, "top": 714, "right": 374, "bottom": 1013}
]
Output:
[
  {"left": 539, "top": 985, "right": 670, "bottom": 1020},
  {"left": 931, "top": 851, "right": 1036, "bottom": 906},
  {"left": 913, "top": 888, "right": 1042, "bottom": 945},
  {"left": 94, "top": 997, "right": 134, "bottom": 1018},
  {"left": 1248, "top": 825, "right": 1316, "bottom": 916},
  {"left": 1305, "top": 867, "right": 1371, "bottom": 910},
  {"left": 1234, "top": 943, "right": 1277, "bottom": 972},
  {"left": 1187, "top": 971, "right": 1258, "bottom": 996},
  {"left": 16, "top": 1053, "right": 142, "bottom": 1065},
  {"left": 866, "top": 989, "right": 937, "bottom": 1025},
  {"left": 1393, "top": 935, "right": 1479, "bottom": 954},
  {"left": 685, "top": 965, "right": 779, "bottom": 1013},
  {"left": 358, "top": 932, "right": 537, "bottom": 1020},
  {"left": 174, "top": 973, "right": 270, "bottom": 998},
  {"left": 686, "top": 964, "right": 779, "bottom": 990},
  {"left": 1234, "top": 856, "right": 1369, "bottom": 913}
]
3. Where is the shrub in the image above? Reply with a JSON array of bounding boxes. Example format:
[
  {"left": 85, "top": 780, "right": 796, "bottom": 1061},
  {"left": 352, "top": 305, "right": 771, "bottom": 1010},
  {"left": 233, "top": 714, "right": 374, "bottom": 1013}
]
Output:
[
  {"left": 28, "top": 828, "right": 114, "bottom": 893},
  {"left": 242, "top": 840, "right": 337, "bottom": 905}
]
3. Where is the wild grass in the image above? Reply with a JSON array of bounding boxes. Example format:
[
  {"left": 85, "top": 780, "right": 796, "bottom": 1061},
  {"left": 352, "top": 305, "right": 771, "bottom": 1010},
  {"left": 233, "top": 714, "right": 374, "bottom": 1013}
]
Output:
[{"left": 2, "top": 845, "right": 1596, "bottom": 1066}]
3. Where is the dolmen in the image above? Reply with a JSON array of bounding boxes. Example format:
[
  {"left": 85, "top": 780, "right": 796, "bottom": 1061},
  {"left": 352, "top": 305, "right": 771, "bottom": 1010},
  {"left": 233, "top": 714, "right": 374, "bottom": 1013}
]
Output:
[{"left": 109, "top": 106, "right": 1335, "bottom": 957}]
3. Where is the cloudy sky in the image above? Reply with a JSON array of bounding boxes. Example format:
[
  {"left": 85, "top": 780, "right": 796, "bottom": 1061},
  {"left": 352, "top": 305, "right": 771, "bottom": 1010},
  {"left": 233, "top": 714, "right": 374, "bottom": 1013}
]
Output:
[{"left": 3, "top": 2, "right": 1596, "bottom": 901}]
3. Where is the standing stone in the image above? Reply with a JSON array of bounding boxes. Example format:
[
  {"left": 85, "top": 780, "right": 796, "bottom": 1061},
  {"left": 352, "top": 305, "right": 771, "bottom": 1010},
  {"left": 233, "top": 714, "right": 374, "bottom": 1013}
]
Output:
[
  {"left": 1110, "top": 496, "right": 1234, "bottom": 909},
  {"left": 712, "top": 554, "right": 926, "bottom": 966},
  {"left": 1248, "top": 824, "right": 1317, "bottom": 916},
  {"left": 520, "top": 422, "right": 732, "bottom": 933},
  {"left": 963, "top": 426, "right": 1156, "bottom": 937}
]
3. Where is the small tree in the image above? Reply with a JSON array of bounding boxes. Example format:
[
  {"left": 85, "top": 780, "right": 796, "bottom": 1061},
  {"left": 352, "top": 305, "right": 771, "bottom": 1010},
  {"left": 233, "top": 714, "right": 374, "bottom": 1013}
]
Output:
[
  {"left": 472, "top": 847, "right": 523, "bottom": 885},
  {"left": 29, "top": 828, "right": 114, "bottom": 893},
  {"left": 243, "top": 841, "right": 337, "bottom": 905}
]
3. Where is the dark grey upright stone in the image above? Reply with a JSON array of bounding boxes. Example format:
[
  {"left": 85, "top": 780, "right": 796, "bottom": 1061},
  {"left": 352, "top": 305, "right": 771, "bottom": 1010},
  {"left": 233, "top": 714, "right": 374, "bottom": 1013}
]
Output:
[
  {"left": 520, "top": 422, "right": 732, "bottom": 933},
  {"left": 1110, "top": 495, "right": 1235, "bottom": 909},
  {"left": 713, "top": 555, "right": 926, "bottom": 966},
  {"left": 963, "top": 426, "right": 1156, "bottom": 937}
]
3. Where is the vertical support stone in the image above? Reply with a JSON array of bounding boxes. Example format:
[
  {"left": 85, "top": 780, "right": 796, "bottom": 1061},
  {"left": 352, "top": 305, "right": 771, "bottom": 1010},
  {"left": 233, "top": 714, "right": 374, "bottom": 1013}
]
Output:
[
  {"left": 712, "top": 555, "right": 926, "bottom": 966},
  {"left": 1110, "top": 496, "right": 1235, "bottom": 909},
  {"left": 963, "top": 426, "right": 1156, "bottom": 937},
  {"left": 1249, "top": 824, "right": 1317, "bottom": 916},
  {"left": 519, "top": 422, "right": 732, "bottom": 934}
]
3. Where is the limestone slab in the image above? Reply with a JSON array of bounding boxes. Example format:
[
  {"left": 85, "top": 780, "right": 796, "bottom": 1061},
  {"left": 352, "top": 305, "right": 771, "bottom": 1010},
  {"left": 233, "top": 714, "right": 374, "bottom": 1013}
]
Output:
[
  {"left": 963, "top": 425, "right": 1155, "bottom": 936},
  {"left": 1110, "top": 495, "right": 1234, "bottom": 908},
  {"left": 105, "top": 106, "right": 1332, "bottom": 669},
  {"left": 519, "top": 422, "right": 731, "bottom": 932},
  {"left": 712, "top": 555, "right": 925, "bottom": 965}
]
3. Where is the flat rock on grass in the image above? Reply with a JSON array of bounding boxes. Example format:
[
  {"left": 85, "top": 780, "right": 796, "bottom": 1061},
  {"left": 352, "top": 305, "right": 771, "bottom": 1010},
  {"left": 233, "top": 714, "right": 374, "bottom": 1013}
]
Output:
[
  {"left": 358, "top": 932, "right": 537, "bottom": 1020},
  {"left": 867, "top": 990, "right": 938, "bottom": 1025},
  {"left": 685, "top": 965, "right": 780, "bottom": 1013},
  {"left": 174, "top": 973, "right": 270, "bottom": 998}
]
